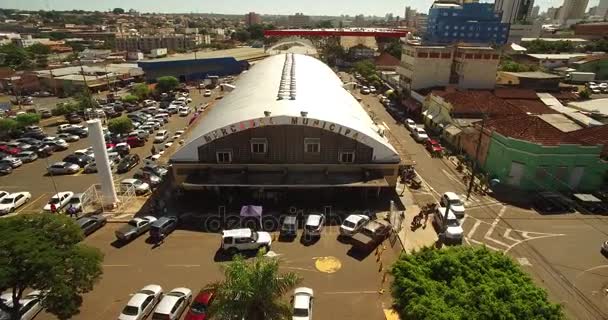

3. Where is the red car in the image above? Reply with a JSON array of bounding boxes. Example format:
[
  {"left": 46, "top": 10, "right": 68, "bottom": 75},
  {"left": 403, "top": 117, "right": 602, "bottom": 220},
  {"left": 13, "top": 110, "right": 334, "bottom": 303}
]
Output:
[
  {"left": 425, "top": 139, "right": 444, "bottom": 155},
  {"left": 0, "top": 145, "right": 21, "bottom": 156},
  {"left": 126, "top": 136, "right": 145, "bottom": 148},
  {"left": 185, "top": 290, "right": 214, "bottom": 320}
]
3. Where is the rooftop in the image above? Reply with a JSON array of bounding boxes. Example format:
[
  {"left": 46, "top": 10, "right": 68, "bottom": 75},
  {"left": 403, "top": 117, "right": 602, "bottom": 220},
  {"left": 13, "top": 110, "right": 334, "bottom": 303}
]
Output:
[
  {"left": 521, "top": 37, "right": 589, "bottom": 43},
  {"left": 568, "top": 98, "right": 608, "bottom": 116},
  {"left": 527, "top": 53, "right": 587, "bottom": 60},
  {"left": 432, "top": 90, "right": 520, "bottom": 116},
  {"left": 500, "top": 71, "right": 563, "bottom": 79},
  {"left": 140, "top": 47, "right": 268, "bottom": 63}
]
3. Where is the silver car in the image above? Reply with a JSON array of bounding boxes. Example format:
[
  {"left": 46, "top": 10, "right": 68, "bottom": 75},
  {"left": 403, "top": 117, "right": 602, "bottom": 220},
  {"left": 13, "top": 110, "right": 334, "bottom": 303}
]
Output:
[
  {"left": 47, "top": 162, "right": 80, "bottom": 175},
  {"left": 16, "top": 151, "right": 38, "bottom": 163}
]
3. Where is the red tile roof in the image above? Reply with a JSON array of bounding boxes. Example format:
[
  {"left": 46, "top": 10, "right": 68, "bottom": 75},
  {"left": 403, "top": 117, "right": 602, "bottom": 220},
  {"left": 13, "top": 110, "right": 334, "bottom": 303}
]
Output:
[
  {"left": 506, "top": 99, "right": 558, "bottom": 115},
  {"left": 374, "top": 52, "right": 400, "bottom": 67},
  {"left": 484, "top": 115, "right": 567, "bottom": 145},
  {"left": 433, "top": 90, "right": 520, "bottom": 116},
  {"left": 564, "top": 125, "right": 608, "bottom": 156},
  {"left": 493, "top": 88, "right": 538, "bottom": 99}
]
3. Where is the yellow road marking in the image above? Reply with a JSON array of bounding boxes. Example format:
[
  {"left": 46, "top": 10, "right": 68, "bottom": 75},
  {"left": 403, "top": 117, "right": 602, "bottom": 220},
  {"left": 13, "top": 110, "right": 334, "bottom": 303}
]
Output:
[{"left": 16, "top": 193, "right": 47, "bottom": 213}]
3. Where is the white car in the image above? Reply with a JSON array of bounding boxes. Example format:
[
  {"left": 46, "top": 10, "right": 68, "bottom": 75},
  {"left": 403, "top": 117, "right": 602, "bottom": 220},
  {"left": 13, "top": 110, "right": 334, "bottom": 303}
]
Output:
[
  {"left": 440, "top": 192, "right": 466, "bottom": 219},
  {"left": 0, "top": 192, "right": 31, "bottom": 215},
  {"left": 74, "top": 148, "right": 94, "bottom": 157},
  {"left": 369, "top": 86, "right": 376, "bottom": 93},
  {"left": 151, "top": 287, "right": 192, "bottom": 320},
  {"left": 404, "top": 118, "right": 417, "bottom": 132},
  {"left": 0, "top": 156, "right": 22, "bottom": 168},
  {"left": 121, "top": 179, "right": 150, "bottom": 195},
  {"left": 178, "top": 107, "right": 191, "bottom": 117},
  {"left": 412, "top": 127, "right": 429, "bottom": 142},
  {"left": 57, "top": 133, "right": 80, "bottom": 142},
  {"left": 0, "top": 191, "right": 9, "bottom": 201},
  {"left": 118, "top": 284, "right": 163, "bottom": 320},
  {"left": 434, "top": 207, "right": 464, "bottom": 244},
  {"left": 204, "top": 90, "right": 212, "bottom": 97},
  {"left": 221, "top": 228, "right": 272, "bottom": 254},
  {"left": 292, "top": 287, "right": 314, "bottom": 320},
  {"left": 304, "top": 214, "right": 325, "bottom": 237},
  {"left": 339, "top": 214, "right": 370, "bottom": 236},
  {"left": 43, "top": 191, "right": 74, "bottom": 211},
  {"left": 154, "top": 130, "right": 169, "bottom": 143},
  {"left": 173, "top": 130, "right": 185, "bottom": 140},
  {"left": 360, "top": 86, "right": 370, "bottom": 94},
  {"left": 0, "top": 290, "right": 43, "bottom": 320}
]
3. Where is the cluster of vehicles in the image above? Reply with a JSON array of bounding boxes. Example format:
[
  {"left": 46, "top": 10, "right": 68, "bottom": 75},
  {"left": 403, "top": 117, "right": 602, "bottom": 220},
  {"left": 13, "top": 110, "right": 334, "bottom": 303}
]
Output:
[
  {"left": 533, "top": 191, "right": 608, "bottom": 215},
  {"left": 586, "top": 81, "right": 608, "bottom": 94}
]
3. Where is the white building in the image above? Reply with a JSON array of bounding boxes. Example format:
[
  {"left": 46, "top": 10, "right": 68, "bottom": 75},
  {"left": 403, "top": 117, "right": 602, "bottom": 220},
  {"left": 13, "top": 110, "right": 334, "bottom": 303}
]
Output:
[
  {"left": 596, "top": 0, "right": 608, "bottom": 18},
  {"left": 494, "top": 0, "right": 535, "bottom": 23},
  {"left": 558, "top": 0, "right": 590, "bottom": 22},
  {"left": 508, "top": 22, "right": 542, "bottom": 43}
]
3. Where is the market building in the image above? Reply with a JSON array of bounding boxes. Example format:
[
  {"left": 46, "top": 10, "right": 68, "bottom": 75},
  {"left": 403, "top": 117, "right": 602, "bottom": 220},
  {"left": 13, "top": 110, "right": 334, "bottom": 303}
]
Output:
[{"left": 170, "top": 53, "right": 402, "bottom": 202}]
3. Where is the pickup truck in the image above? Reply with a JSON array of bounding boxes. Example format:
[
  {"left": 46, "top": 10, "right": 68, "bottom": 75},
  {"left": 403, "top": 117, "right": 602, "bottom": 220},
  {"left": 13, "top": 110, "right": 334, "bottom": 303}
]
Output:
[{"left": 350, "top": 219, "right": 391, "bottom": 248}]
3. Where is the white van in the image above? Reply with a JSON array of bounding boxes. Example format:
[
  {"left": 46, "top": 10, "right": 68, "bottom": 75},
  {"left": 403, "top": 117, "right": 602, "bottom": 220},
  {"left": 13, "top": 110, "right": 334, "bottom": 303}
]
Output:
[
  {"left": 178, "top": 106, "right": 190, "bottom": 117},
  {"left": 153, "top": 130, "right": 169, "bottom": 143}
]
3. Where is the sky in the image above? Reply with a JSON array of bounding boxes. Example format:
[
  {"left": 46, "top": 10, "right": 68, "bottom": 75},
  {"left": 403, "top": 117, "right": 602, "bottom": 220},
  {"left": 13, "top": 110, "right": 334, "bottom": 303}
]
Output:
[{"left": 2, "top": 0, "right": 601, "bottom": 17}]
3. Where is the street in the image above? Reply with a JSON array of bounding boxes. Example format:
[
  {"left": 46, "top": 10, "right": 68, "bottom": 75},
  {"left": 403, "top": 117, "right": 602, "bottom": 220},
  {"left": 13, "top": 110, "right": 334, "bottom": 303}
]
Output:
[{"left": 354, "top": 81, "right": 608, "bottom": 320}]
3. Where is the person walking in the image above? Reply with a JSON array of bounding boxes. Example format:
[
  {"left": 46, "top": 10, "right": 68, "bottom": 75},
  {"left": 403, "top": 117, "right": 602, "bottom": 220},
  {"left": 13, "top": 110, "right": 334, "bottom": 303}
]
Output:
[{"left": 50, "top": 203, "right": 57, "bottom": 214}]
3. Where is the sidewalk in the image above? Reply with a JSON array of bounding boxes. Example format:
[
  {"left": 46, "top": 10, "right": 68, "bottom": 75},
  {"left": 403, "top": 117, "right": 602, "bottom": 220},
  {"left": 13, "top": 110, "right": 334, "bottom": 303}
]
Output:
[{"left": 395, "top": 182, "right": 438, "bottom": 253}]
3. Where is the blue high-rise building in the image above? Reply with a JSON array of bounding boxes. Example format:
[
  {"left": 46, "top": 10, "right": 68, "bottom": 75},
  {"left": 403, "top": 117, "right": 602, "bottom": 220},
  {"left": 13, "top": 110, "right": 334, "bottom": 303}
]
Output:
[{"left": 425, "top": 2, "right": 510, "bottom": 45}]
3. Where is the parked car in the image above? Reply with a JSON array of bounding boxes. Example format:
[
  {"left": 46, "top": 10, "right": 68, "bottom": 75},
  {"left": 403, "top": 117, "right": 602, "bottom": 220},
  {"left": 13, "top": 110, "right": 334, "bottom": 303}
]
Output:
[
  {"left": 138, "top": 125, "right": 154, "bottom": 134},
  {"left": 39, "top": 108, "right": 52, "bottom": 118},
  {"left": 43, "top": 191, "right": 74, "bottom": 211},
  {"left": 116, "top": 154, "right": 140, "bottom": 173},
  {"left": 57, "top": 133, "right": 80, "bottom": 142},
  {"left": 0, "top": 163, "right": 12, "bottom": 175},
  {"left": 142, "top": 164, "right": 168, "bottom": 177},
  {"left": 339, "top": 214, "right": 370, "bottom": 237},
  {"left": 120, "top": 178, "right": 150, "bottom": 195},
  {"left": 133, "top": 170, "right": 162, "bottom": 188},
  {"left": 115, "top": 216, "right": 158, "bottom": 242},
  {"left": 280, "top": 215, "right": 298, "bottom": 238},
  {"left": 63, "top": 154, "right": 93, "bottom": 168},
  {"left": 153, "top": 130, "right": 169, "bottom": 143},
  {"left": 65, "top": 113, "right": 82, "bottom": 124},
  {"left": 43, "top": 140, "right": 68, "bottom": 151},
  {"left": 533, "top": 192, "right": 575, "bottom": 214},
  {"left": 412, "top": 127, "right": 429, "bottom": 142},
  {"left": 304, "top": 214, "right": 325, "bottom": 238},
  {"left": 47, "top": 162, "right": 80, "bottom": 175},
  {"left": 404, "top": 118, "right": 417, "bottom": 132},
  {"left": 434, "top": 207, "right": 463, "bottom": 244},
  {"left": 425, "top": 139, "right": 444, "bottom": 155},
  {"left": 291, "top": 287, "right": 314, "bottom": 320},
  {"left": 184, "top": 290, "right": 214, "bottom": 320},
  {"left": 152, "top": 288, "right": 192, "bottom": 320},
  {"left": 0, "top": 290, "right": 43, "bottom": 320},
  {"left": 149, "top": 216, "right": 179, "bottom": 241},
  {"left": 76, "top": 215, "right": 107, "bottom": 236},
  {"left": 439, "top": 192, "right": 465, "bottom": 219},
  {"left": 66, "top": 193, "right": 86, "bottom": 213},
  {"left": 84, "top": 160, "right": 116, "bottom": 173},
  {"left": 118, "top": 284, "right": 163, "bottom": 320},
  {"left": 0, "top": 156, "right": 23, "bottom": 168},
  {"left": 0, "top": 192, "right": 31, "bottom": 215},
  {"left": 203, "top": 90, "right": 212, "bottom": 97},
  {"left": 16, "top": 151, "right": 38, "bottom": 163},
  {"left": 178, "top": 106, "right": 191, "bottom": 117},
  {"left": 126, "top": 136, "right": 146, "bottom": 148},
  {"left": 36, "top": 145, "right": 53, "bottom": 158},
  {"left": 360, "top": 86, "right": 370, "bottom": 94},
  {"left": 115, "top": 142, "right": 131, "bottom": 156},
  {"left": 0, "top": 145, "right": 21, "bottom": 156},
  {"left": 221, "top": 228, "right": 272, "bottom": 255},
  {"left": 21, "top": 131, "right": 47, "bottom": 140},
  {"left": 570, "top": 193, "right": 608, "bottom": 215},
  {"left": 351, "top": 219, "right": 391, "bottom": 249}
]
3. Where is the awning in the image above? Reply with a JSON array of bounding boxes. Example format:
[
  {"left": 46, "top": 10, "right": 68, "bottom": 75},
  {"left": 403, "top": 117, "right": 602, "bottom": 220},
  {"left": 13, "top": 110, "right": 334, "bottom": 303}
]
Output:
[
  {"left": 240, "top": 205, "right": 263, "bottom": 218},
  {"left": 444, "top": 124, "right": 462, "bottom": 136}
]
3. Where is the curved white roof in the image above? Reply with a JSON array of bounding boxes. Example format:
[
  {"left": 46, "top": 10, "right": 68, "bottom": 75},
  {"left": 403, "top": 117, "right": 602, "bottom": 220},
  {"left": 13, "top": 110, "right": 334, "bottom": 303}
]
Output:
[{"left": 172, "top": 53, "right": 399, "bottom": 163}]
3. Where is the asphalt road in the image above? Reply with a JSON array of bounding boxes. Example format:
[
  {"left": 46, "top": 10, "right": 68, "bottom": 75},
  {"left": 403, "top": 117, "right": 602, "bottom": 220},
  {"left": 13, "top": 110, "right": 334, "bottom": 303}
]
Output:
[
  {"left": 35, "top": 223, "right": 399, "bottom": 320},
  {"left": 0, "top": 88, "right": 215, "bottom": 217},
  {"left": 351, "top": 76, "right": 608, "bottom": 320}
]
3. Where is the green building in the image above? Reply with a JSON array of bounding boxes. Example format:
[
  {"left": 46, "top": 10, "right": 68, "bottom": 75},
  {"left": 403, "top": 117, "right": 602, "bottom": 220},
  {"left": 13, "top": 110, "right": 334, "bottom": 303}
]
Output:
[
  {"left": 476, "top": 115, "right": 608, "bottom": 192},
  {"left": 572, "top": 55, "right": 608, "bottom": 80}
]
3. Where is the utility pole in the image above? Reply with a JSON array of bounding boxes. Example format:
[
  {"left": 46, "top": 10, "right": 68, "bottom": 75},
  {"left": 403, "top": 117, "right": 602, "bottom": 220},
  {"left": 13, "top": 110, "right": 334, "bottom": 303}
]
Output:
[{"left": 467, "top": 116, "right": 486, "bottom": 200}]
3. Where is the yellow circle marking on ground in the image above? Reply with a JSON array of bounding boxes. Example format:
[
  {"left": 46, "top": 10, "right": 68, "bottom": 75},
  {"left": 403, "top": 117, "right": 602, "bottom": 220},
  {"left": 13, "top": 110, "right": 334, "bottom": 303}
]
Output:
[{"left": 314, "top": 256, "right": 342, "bottom": 273}]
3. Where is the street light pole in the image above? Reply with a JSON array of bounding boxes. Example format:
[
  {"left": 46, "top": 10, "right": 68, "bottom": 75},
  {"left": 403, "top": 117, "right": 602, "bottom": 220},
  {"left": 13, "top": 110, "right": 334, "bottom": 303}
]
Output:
[
  {"left": 466, "top": 115, "right": 486, "bottom": 200},
  {"left": 43, "top": 156, "right": 60, "bottom": 197}
]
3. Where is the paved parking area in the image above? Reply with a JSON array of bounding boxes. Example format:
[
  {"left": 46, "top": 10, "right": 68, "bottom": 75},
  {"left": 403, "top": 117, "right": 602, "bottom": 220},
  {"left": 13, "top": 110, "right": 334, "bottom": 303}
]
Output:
[
  {"left": 36, "top": 223, "right": 399, "bottom": 320},
  {"left": 0, "top": 88, "right": 216, "bottom": 217},
  {"left": 352, "top": 77, "right": 608, "bottom": 319}
]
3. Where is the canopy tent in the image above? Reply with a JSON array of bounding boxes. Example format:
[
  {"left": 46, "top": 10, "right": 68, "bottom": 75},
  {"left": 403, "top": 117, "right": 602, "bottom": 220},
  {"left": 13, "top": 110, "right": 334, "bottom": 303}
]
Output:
[{"left": 240, "top": 205, "right": 263, "bottom": 228}]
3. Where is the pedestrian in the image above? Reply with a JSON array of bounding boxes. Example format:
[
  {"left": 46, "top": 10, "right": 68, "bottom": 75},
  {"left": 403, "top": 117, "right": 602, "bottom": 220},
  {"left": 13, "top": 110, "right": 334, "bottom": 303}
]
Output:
[
  {"left": 151, "top": 145, "right": 156, "bottom": 155},
  {"left": 67, "top": 205, "right": 78, "bottom": 218},
  {"left": 50, "top": 202, "right": 57, "bottom": 214}
]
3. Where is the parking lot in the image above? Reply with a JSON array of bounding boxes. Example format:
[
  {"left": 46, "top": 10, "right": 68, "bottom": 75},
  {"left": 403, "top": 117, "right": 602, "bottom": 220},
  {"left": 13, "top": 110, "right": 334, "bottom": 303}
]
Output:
[
  {"left": 351, "top": 77, "right": 608, "bottom": 319},
  {"left": 0, "top": 87, "right": 216, "bottom": 218}
]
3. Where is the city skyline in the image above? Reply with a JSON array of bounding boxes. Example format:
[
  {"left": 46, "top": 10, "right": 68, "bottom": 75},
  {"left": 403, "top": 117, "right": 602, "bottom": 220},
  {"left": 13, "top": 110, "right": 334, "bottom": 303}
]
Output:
[{"left": 2, "top": 0, "right": 600, "bottom": 17}]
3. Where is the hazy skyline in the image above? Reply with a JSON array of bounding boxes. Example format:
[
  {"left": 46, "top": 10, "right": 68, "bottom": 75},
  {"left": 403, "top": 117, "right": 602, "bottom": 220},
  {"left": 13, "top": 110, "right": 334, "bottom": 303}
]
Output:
[{"left": 1, "top": 0, "right": 599, "bottom": 17}]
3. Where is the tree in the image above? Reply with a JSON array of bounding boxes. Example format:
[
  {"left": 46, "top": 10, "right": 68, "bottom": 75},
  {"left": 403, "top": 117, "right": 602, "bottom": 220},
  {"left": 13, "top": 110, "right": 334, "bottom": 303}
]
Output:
[
  {"left": 108, "top": 116, "right": 133, "bottom": 134},
  {"left": 0, "top": 119, "right": 19, "bottom": 139},
  {"left": 73, "top": 90, "right": 97, "bottom": 110},
  {"left": 383, "top": 39, "right": 402, "bottom": 59},
  {"left": 579, "top": 88, "right": 591, "bottom": 100},
  {"left": 247, "top": 24, "right": 265, "bottom": 40},
  {"left": 0, "top": 214, "right": 103, "bottom": 320},
  {"left": 52, "top": 102, "right": 79, "bottom": 116},
  {"left": 206, "top": 251, "right": 301, "bottom": 320},
  {"left": 112, "top": 8, "right": 125, "bottom": 14},
  {"left": 391, "top": 246, "right": 564, "bottom": 320},
  {"left": 233, "top": 30, "right": 251, "bottom": 42},
  {"left": 353, "top": 60, "right": 377, "bottom": 80},
  {"left": 156, "top": 76, "right": 179, "bottom": 93},
  {"left": 26, "top": 43, "right": 51, "bottom": 55},
  {"left": 0, "top": 43, "right": 32, "bottom": 70},
  {"left": 130, "top": 83, "right": 151, "bottom": 100},
  {"left": 316, "top": 20, "right": 333, "bottom": 28},
  {"left": 14, "top": 113, "right": 41, "bottom": 127},
  {"left": 121, "top": 94, "right": 138, "bottom": 103}
]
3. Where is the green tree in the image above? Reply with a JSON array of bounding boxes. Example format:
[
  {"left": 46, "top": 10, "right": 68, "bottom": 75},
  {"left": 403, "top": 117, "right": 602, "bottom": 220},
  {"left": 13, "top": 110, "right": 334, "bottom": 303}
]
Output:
[
  {"left": 52, "top": 102, "right": 79, "bottom": 116},
  {"left": 130, "top": 83, "right": 151, "bottom": 100},
  {"left": 0, "top": 43, "right": 32, "bottom": 70},
  {"left": 247, "top": 24, "right": 265, "bottom": 40},
  {"left": 391, "top": 246, "right": 563, "bottom": 320},
  {"left": 579, "top": 88, "right": 591, "bottom": 99},
  {"left": 73, "top": 90, "right": 97, "bottom": 110},
  {"left": 26, "top": 43, "right": 51, "bottom": 55},
  {"left": 0, "top": 119, "right": 19, "bottom": 139},
  {"left": 353, "top": 60, "right": 377, "bottom": 82},
  {"left": 206, "top": 251, "right": 301, "bottom": 320},
  {"left": 121, "top": 94, "right": 138, "bottom": 103},
  {"left": 316, "top": 20, "right": 333, "bottom": 28},
  {"left": 108, "top": 116, "right": 133, "bottom": 134},
  {"left": 0, "top": 214, "right": 103, "bottom": 320},
  {"left": 112, "top": 8, "right": 125, "bottom": 14},
  {"left": 383, "top": 39, "right": 402, "bottom": 59},
  {"left": 156, "top": 76, "right": 179, "bottom": 93},
  {"left": 233, "top": 30, "right": 251, "bottom": 42},
  {"left": 14, "top": 113, "right": 41, "bottom": 127}
]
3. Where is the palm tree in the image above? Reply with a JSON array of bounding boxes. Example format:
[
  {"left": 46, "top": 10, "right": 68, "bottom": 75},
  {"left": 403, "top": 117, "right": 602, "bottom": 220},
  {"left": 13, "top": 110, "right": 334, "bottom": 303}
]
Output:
[{"left": 206, "top": 251, "right": 302, "bottom": 320}]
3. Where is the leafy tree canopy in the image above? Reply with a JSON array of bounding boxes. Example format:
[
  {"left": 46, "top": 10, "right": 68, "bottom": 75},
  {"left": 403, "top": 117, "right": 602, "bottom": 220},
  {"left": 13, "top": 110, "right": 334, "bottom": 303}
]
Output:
[
  {"left": 26, "top": 43, "right": 51, "bottom": 55},
  {"left": 391, "top": 246, "right": 564, "bottom": 320},
  {"left": 0, "top": 119, "right": 19, "bottom": 139},
  {"left": 112, "top": 8, "right": 125, "bottom": 14},
  {"left": 130, "top": 83, "right": 151, "bottom": 100},
  {"left": 0, "top": 214, "right": 103, "bottom": 320},
  {"left": 206, "top": 251, "right": 301, "bottom": 320},
  {"left": 108, "top": 116, "right": 133, "bottom": 134},
  {"left": 0, "top": 43, "right": 33, "bottom": 70},
  {"left": 14, "top": 113, "right": 41, "bottom": 127},
  {"left": 523, "top": 40, "right": 575, "bottom": 54},
  {"left": 156, "top": 76, "right": 179, "bottom": 93},
  {"left": 121, "top": 94, "right": 138, "bottom": 103}
]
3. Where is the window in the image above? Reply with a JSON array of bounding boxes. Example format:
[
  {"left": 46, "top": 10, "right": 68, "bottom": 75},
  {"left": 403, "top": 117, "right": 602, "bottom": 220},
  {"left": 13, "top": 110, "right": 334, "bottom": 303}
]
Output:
[
  {"left": 304, "top": 138, "right": 320, "bottom": 153},
  {"left": 429, "top": 52, "right": 440, "bottom": 58},
  {"left": 250, "top": 138, "right": 267, "bottom": 153},
  {"left": 417, "top": 52, "right": 428, "bottom": 58},
  {"left": 441, "top": 52, "right": 451, "bottom": 59},
  {"left": 444, "top": 32, "right": 449, "bottom": 36},
  {"left": 216, "top": 151, "right": 232, "bottom": 163},
  {"left": 339, "top": 152, "right": 355, "bottom": 163}
]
